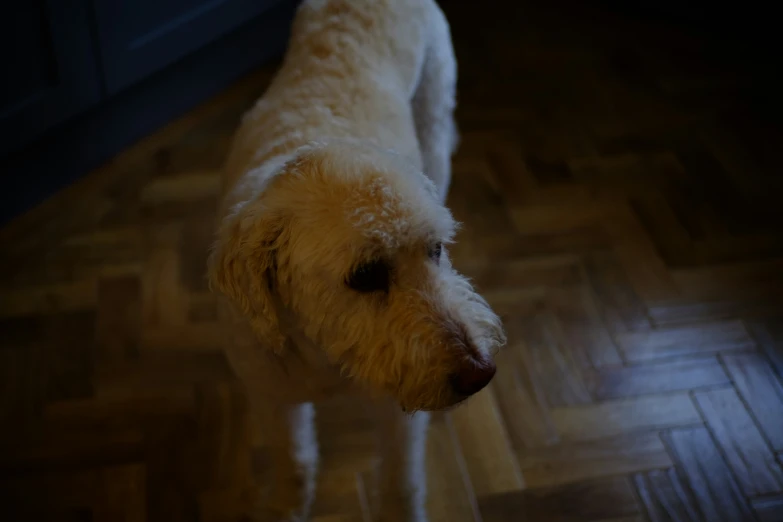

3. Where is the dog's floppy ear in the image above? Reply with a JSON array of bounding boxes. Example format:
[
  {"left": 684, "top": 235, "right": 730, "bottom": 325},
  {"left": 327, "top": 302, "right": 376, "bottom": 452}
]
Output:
[{"left": 208, "top": 199, "right": 287, "bottom": 354}]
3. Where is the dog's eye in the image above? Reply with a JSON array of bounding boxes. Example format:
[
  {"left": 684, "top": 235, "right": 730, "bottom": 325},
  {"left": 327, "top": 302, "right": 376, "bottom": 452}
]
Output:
[
  {"left": 347, "top": 260, "right": 390, "bottom": 293},
  {"left": 428, "top": 242, "right": 442, "bottom": 264}
]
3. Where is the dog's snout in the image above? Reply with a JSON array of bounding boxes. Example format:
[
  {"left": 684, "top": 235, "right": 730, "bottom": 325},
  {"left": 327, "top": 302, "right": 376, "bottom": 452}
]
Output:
[{"left": 450, "top": 356, "right": 496, "bottom": 397}]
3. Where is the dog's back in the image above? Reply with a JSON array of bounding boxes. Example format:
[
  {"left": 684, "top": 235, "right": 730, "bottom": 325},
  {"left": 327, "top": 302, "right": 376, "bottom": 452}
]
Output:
[{"left": 221, "top": 0, "right": 447, "bottom": 199}]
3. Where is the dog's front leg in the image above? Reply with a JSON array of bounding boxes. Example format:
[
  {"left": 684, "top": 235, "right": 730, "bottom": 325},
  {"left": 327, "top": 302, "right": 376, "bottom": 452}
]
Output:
[
  {"left": 253, "top": 399, "right": 318, "bottom": 522},
  {"left": 373, "top": 400, "right": 430, "bottom": 522},
  {"left": 219, "top": 316, "right": 318, "bottom": 520}
]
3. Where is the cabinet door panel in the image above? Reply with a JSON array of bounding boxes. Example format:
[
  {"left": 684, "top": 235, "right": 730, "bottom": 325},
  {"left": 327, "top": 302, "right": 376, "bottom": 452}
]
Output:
[
  {"left": 92, "top": 0, "right": 284, "bottom": 94},
  {"left": 0, "top": 0, "right": 102, "bottom": 158}
]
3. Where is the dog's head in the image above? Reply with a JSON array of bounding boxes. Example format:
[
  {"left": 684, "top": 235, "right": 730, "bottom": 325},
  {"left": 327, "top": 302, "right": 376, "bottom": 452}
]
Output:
[{"left": 209, "top": 141, "right": 505, "bottom": 411}]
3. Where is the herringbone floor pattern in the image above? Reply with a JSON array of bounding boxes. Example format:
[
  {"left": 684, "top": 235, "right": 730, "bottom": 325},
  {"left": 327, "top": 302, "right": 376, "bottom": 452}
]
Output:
[{"left": 2, "top": 1, "right": 783, "bottom": 521}]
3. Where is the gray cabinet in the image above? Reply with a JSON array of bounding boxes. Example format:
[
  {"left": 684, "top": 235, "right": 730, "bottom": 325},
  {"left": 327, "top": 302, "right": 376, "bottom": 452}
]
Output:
[
  {"left": 0, "top": 0, "right": 299, "bottom": 224},
  {"left": 0, "top": 1, "right": 102, "bottom": 158},
  {"left": 91, "top": 0, "right": 282, "bottom": 94}
]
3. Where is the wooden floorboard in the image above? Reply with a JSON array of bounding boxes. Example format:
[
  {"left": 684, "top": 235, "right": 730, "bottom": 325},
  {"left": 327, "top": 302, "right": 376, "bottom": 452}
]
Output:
[{"left": 2, "top": 0, "right": 783, "bottom": 520}]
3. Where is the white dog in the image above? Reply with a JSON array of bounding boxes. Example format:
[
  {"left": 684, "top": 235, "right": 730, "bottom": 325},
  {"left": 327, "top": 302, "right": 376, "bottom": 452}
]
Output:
[{"left": 207, "top": 0, "right": 506, "bottom": 520}]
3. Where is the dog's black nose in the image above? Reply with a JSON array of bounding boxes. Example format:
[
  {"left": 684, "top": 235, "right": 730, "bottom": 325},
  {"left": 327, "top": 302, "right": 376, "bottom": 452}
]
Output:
[{"left": 450, "top": 356, "right": 496, "bottom": 397}]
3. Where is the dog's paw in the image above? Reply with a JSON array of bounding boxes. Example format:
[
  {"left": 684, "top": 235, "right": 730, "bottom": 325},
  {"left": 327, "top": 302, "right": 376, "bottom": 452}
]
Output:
[
  {"left": 250, "top": 473, "right": 313, "bottom": 522},
  {"left": 251, "top": 502, "right": 310, "bottom": 522},
  {"left": 251, "top": 502, "right": 308, "bottom": 522},
  {"left": 373, "top": 500, "right": 427, "bottom": 522},
  {"left": 375, "top": 513, "right": 428, "bottom": 522}
]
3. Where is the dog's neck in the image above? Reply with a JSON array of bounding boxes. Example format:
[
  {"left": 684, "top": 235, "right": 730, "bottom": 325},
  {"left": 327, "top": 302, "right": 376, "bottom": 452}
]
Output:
[{"left": 273, "top": 306, "right": 355, "bottom": 400}]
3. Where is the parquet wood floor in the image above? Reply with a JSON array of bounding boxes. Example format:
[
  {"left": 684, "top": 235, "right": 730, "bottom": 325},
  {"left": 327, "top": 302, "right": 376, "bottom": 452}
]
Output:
[{"left": 2, "top": 1, "right": 783, "bottom": 521}]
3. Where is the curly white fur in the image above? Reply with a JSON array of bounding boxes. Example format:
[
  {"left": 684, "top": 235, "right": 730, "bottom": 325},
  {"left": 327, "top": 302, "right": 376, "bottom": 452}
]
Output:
[{"left": 208, "top": 1, "right": 505, "bottom": 520}]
